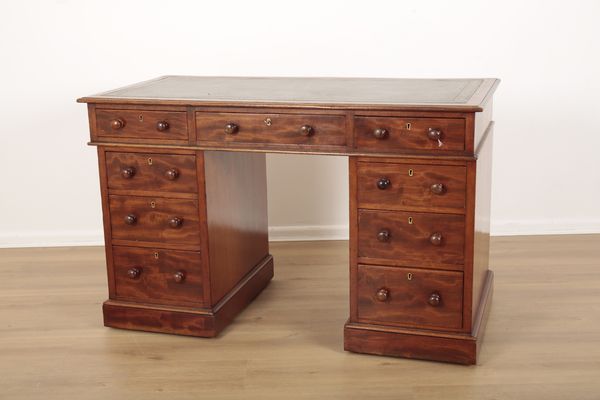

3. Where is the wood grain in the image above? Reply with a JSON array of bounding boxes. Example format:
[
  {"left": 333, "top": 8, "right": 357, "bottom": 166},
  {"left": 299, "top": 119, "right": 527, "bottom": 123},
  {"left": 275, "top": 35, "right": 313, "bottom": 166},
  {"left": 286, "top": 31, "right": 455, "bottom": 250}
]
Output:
[
  {"left": 356, "top": 160, "right": 467, "bottom": 213},
  {"left": 357, "top": 209, "right": 465, "bottom": 270},
  {"left": 471, "top": 123, "right": 494, "bottom": 327},
  {"left": 112, "top": 246, "right": 204, "bottom": 306},
  {"left": 196, "top": 111, "right": 347, "bottom": 147},
  {"left": 354, "top": 116, "right": 466, "bottom": 152},
  {"left": 95, "top": 109, "right": 188, "bottom": 142},
  {"left": 106, "top": 151, "right": 198, "bottom": 194},
  {"left": 203, "top": 151, "right": 270, "bottom": 305},
  {"left": 356, "top": 264, "right": 463, "bottom": 330},
  {"left": 108, "top": 195, "right": 201, "bottom": 247}
]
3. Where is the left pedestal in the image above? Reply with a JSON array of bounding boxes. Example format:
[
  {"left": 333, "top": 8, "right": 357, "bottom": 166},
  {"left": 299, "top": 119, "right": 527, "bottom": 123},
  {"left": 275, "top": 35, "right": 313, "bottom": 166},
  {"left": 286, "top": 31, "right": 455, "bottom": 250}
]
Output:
[{"left": 96, "top": 147, "right": 272, "bottom": 337}]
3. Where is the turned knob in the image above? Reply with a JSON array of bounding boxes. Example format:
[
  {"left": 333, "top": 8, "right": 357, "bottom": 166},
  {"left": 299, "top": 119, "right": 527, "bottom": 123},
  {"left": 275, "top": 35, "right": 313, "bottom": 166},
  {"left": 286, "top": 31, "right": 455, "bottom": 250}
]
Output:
[
  {"left": 300, "top": 125, "right": 314, "bottom": 136},
  {"left": 373, "top": 128, "right": 388, "bottom": 139},
  {"left": 156, "top": 121, "right": 169, "bottom": 131},
  {"left": 127, "top": 267, "right": 141, "bottom": 279},
  {"left": 224, "top": 123, "right": 239, "bottom": 135},
  {"left": 124, "top": 214, "right": 137, "bottom": 225},
  {"left": 429, "top": 232, "right": 443, "bottom": 246},
  {"left": 165, "top": 168, "right": 179, "bottom": 180},
  {"left": 430, "top": 183, "right": 446, "bottom": 195},
  {"left": 121, "top": 167, "right": 135, "bottom": 179},
  {"left": 377, "top": 229, "right": 390, "bottom": 242},
  {"left": 377, "top": 177, "right": 391, "bottom": 190},
  {"left": 168, "top": 216, "right": 183, "bottom": 228},
  {"left": 111, "top": 118, "right": 125, "bottom": 130},
  {"left": 173, "top": 271, "right": 186, "bottom": 283},
  {"left": 428, "top": 292, "right": 441, "bottom": 307},
  {"left": 427, "top": 128, "right": 443, "bottom": 141},
  {"left": 376, "top": 288, "right": 389, "bottom": 302}
]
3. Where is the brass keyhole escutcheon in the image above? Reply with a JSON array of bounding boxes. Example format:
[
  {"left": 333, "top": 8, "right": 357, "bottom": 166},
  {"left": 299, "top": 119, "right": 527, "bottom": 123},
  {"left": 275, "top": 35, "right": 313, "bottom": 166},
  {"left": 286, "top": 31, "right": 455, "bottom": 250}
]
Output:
[
  {"left": 138, "top": 114, "right": 144, "bottom": 122},
  {"left": 406, "top": 122, "right": 411, "bottom": 130},
  {"left": 408, "top": 169, "right": 414, "bottom": 177},
  {"left": 154, "top": 251, "right": 159, "bottom": 259},
  {"left": 407, "top": 273, "right": 413, "bottom": 281},
  {"left": 147, "top": 158, "right": 153, "bottom": 165},
  {"left": 264, "top": 117, "right": 272, "bottom": 126},
  {"left": 408, "top": 216, "right": 414, "bottom": 224},
  {"left": 150, "top": 200, "right": 156, "bottom": 209}
]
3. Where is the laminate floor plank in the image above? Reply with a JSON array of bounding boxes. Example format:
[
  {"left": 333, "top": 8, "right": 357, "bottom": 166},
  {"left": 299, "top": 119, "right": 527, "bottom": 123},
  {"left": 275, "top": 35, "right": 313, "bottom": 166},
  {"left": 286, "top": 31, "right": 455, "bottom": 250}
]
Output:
[{"left": 0, "top": 236, "right": 599, "bottom": 399}]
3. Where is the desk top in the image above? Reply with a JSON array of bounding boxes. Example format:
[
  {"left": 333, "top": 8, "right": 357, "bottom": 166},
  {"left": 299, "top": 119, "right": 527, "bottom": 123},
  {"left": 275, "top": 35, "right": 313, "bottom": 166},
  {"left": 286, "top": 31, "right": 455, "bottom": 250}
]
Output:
[{"left": 78, "top": 76, "right": 498, "bottom": 112}]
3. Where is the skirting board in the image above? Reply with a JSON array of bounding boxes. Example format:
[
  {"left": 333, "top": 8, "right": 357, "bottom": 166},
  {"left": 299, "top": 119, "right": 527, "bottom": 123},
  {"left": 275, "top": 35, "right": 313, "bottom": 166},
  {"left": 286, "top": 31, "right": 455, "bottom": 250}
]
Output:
[
  {"left": 0, "top": 225, "right": 350, "bottom": 248},
  {"left": 268, "top": 225, "right": 349, "bottom": 241},
  {"left": 2, "top": 219, "right": 599, "bottom": 248},
  {"left": 490, "top": 218, "right": 600, "bottom": 236},
  {"left": 0, "top": 230, "right": 105, "bottom": 248}
]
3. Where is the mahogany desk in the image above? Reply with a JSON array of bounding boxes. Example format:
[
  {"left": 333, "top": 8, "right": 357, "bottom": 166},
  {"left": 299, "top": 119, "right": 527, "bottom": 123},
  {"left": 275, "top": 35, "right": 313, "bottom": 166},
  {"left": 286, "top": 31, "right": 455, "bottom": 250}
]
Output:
[{"left": 78, "top": 76, "right": 498, "bottom": 364}]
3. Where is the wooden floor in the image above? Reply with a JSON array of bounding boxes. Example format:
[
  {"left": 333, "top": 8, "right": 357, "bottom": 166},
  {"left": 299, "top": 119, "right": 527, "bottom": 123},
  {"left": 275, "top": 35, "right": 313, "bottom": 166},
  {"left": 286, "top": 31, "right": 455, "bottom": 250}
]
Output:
[{"left": 1, "top": 235, "right": 599, "bottom": 399}]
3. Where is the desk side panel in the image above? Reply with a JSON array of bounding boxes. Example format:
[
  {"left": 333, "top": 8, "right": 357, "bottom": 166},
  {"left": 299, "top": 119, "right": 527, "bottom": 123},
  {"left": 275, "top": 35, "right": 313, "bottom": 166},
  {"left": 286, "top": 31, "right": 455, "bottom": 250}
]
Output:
[
  {"left": 203, "top": 151, "right": 270, "bottom": 305},
  {"left": 471, "top": 124, "right": 493, "bottom": 328}
]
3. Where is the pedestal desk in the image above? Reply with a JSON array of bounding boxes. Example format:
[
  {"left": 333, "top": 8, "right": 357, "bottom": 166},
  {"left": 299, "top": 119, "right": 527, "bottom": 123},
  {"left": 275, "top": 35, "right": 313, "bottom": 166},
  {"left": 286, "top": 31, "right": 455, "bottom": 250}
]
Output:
[{"left": 78, "top": 76, "right": 498, "bottom": 364}]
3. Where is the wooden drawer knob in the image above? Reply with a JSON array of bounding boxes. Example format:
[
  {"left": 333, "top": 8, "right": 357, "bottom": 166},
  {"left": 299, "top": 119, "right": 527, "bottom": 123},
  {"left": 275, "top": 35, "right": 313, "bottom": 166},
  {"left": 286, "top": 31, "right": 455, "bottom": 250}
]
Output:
[
  {"left": 165, "top": 168, "right": 179, "bottom": 180},
  {"left": 428, "top": 292, "right": 441, "bottom": 307},
  {"left": 430, "top": 183, "right": 446, "bottom": 195},
  {"left": 300, "top": 125, "right": 314, "bottom": 136},
  {"left": 127, "top": 267, "right": 141, "bottom": 279},
  {"left": 168, "top": 217, "right": 183, "bottom": 228},
  {"left": 427, "top": 128, "right": 443, "bottom": 141},
  {"left": 377, "top": 229, "right": 390, "bottom": 242},
  {"left": 429, "top": 232, "right": 443, "bottom": 246},
  {"left": 224, "top": 123, "right": 239, "bottom": 134},
  {"left": 121, "top": 167, "right": 135, "bottom": 179},
  {"left": 376, "top": 288, "right": 389, "bottom": 302},
  {"left": 111, "top": 118, "right": 125, "bottom": 130},
  {"left": 124, "top": 214, "right": 137, "bottom": 225},
  {"left": 377, "top": 177, "right": 391, "bottom": 190},
  {"left": 156, "top": 121, "right": 169, "bottom": 131},
  {"left": 173, "top": 271, "right": 186, "bottom": 283},
  {"left": 373, "top": 128, "right": 388, "bottom": 139}
]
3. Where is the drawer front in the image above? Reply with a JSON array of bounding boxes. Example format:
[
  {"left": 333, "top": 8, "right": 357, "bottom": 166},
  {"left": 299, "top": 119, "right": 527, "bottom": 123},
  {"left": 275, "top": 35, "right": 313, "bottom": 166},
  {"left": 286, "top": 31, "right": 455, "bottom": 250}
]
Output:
[
  {"left": 357, "top": 264, "right": 463, "bottom": 330},
  {"left": 106, "top": 152, "right": 198, "bottom": 193},
  {"left": 358, "top": 210, "right": 465, "bottom": 269},
  {"left": 113, "top": 246, "right": 203, "bottom": 306},
  {"left": 355, "top": 116, "right": 465, "bottom": 152},
  {"left": 357, "top": 161, "right": 466, "bottom": 213},
  {"left": 96, "top": 109, "right": 188, "bottom": 141},
  {"left": 196, "top": 112, "right": 347, "bottom": 146},
  {"left": 109, "top": 195, "right": 201, "bottom": 247}
]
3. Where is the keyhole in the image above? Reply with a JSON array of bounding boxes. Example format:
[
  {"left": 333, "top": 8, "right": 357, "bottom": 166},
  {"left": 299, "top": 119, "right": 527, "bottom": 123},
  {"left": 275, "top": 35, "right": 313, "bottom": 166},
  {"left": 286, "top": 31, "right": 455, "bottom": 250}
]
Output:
[
  {"left": 408, "top": 217, "right": 414, "bottom": 224},
  {"left": 406, "top": 122, "right": 412, "bottom": 130},
  {"left": 147, "top": 158, "right": 153, "bottom": 165},
  {"left": 408, "top": 169, "right": 414, "bottom": 177},
  {"left": 138, "top": 115, "right": 144, "bottom": 122},
  {"left": 154, "top": 251, "right": 159, "bottom": 259},
  {"left": 407, "top": 273, "right": 413, "bottom": 281}
]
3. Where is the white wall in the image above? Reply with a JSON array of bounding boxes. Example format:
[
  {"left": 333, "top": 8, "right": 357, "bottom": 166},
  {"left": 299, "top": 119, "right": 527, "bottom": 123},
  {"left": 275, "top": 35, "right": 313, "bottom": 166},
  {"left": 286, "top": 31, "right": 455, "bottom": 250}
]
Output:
[{"left": 1, "top": 0, "right": 599, "bottom": 247}]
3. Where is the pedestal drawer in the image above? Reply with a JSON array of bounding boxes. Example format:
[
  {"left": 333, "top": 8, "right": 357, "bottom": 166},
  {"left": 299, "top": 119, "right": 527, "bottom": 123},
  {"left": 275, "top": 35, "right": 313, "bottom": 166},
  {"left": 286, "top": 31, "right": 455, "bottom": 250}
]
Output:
[
  {"left": 113, "top": 246, "right": 204, "bottom": 306},
  {"left": 358, "top": 209, "right": 465, "bottom": 270},
  {"left": 106, "top": 152, "right": 198, "bottom": 194},
  {"left": 357, "top": 264, "right": 463, "bottom": 330},
  {"left": 354, "top": 116, "right": 465, "bottom": 152},
  {"left": 357, "top": 161, "right": 466, "bottom": 213},
  {"left": 196, "top": 111, "right": 346, "bottom": 147},
  {"left": 109, "top": 195, "right": 201, "bottom": 247}
]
